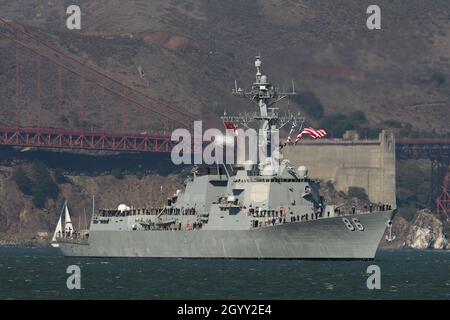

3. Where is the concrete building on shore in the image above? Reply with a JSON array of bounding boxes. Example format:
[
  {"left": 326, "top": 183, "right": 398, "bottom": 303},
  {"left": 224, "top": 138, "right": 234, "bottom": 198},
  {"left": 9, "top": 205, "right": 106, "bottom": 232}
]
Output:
[{"left": 283, "top": 130, "right": 396, "bottom": 207}]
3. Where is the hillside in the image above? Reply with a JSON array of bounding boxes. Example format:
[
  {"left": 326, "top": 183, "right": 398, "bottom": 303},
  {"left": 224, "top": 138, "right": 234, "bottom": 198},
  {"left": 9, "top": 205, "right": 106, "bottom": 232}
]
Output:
[
  {"left": 0, "top": 163, "right": 183, "bottom": 244},
  {"left": 0, "top": 0, "right": 449, "bottom": 134}
]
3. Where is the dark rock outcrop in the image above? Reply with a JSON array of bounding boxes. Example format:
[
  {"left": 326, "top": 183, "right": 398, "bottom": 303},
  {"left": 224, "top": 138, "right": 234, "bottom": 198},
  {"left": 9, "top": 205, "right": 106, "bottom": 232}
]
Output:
[
  {"left": 381, "top": 209, "right": 448, "bottom": 250},
  {"left": 403, "top": 209, "right": 447, "bottom": 250}
]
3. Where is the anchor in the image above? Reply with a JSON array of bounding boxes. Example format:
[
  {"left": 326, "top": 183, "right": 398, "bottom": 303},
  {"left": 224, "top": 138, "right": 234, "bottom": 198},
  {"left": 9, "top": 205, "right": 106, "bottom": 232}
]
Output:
[{"left": 385, "top": 220, "right": 396, "bottom": 242}]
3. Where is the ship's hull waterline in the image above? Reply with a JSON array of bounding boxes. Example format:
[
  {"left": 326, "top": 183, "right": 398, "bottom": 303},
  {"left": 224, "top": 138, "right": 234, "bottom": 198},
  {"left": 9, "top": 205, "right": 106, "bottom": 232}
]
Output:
[{"left": 57, "top": 210, "right": 394, "bottom": 259}]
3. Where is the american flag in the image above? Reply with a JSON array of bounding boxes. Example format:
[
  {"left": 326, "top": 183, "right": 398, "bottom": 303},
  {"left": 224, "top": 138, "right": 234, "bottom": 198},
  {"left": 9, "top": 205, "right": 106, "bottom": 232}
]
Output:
[
  {"left": 223, "top": 121, "right": 238, "bottom": 131},
  {"left": 223, "top": 110, "right": 238, "bottom": 135},
  {"left": 295, "top": 127, "right": 327, "bottom": 143},
  {"left": 223, "top": 120, "right": 238, "bottom": 136}
]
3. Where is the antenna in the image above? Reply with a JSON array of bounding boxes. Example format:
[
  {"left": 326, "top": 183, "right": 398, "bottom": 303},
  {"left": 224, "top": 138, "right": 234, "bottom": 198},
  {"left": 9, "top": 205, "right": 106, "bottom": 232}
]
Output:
[
  {"left": 85, "top": 207, "right": 88, "bottom": 230},
  {"left": 221, "top": 163, "right": 230, "bottom": 178},
  {"left": 291, "top": 79, "right": 295, "bottom": 93},
  {"left": 78, "top": 208, "right": 82, "bottom": 233},
  {"left": 92, "top": 195, "right": 95, "bottom": 216}
]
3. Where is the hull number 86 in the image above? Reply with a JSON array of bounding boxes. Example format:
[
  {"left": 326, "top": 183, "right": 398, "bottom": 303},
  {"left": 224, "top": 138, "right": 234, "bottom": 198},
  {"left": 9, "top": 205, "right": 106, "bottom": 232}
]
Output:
[{"left": 342, "top": 218, "right": 365, "bottom": 231}]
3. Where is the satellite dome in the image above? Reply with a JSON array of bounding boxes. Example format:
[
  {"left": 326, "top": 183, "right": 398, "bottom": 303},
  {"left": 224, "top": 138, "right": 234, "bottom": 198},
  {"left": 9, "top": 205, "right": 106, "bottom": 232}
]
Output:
[
  {"left": 117, "top": 204, "right": 129, "bottom": 212},
  {"left": 244, "top": 160, "right": 254, "bottom": 171},
  {"left": 261, "top": 165, "right": 275, "bottom": 176},
  {"left": 297, "top": 166, "right": 308, "bottom": 178},
  {"left": 260, "top": 75, "right": 268, "bottom": 84}
]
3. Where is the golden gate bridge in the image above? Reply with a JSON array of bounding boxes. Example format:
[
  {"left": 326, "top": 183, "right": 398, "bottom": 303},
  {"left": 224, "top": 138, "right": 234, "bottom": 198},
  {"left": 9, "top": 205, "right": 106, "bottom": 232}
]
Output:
[{"left": 0, "top": 18, "right": 196, "bottom": 153}]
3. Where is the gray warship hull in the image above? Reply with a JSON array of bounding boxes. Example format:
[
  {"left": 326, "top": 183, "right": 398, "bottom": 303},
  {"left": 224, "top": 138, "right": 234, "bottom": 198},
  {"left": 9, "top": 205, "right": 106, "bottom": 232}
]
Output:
[{"left": 57, "top": 210, "right": 394, "bottom": 259}]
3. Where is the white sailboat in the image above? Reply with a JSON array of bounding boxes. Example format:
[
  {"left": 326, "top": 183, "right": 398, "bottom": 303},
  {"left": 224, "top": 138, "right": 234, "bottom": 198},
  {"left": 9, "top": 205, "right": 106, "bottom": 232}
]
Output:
[
  {"left": 51, "top": 201, "right": 73, "bottom": 248},
  {"left": 65, "top": 203, "right": 73, "bottom": 237},
  {"left": 51, "top": 213, "right": 62, "bottom": 248}
]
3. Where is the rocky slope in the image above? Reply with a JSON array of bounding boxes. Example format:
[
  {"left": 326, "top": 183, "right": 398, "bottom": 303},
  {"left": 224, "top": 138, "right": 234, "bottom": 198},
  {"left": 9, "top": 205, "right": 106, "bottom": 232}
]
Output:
[
  {"left": 403, "top": 209, "right": 448, "bottom": 249},
  {"left": 0, "top": 164, "right": 183, "bottom": 245},
  {"left": 380, "top": 209, "right": 448, "bottom": 250}
]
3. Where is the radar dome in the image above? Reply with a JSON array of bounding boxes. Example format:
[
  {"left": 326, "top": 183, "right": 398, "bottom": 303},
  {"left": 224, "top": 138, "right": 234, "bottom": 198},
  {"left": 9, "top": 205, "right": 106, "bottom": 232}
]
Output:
[
  {"left": 297, "top": 166, "right": 308, "bottom": 178},
  {"left": 260, "top": 75, "right": 268, "bottom": 84},
  {"left": 117, "top": 204, "right": 129, "bottom": 212},
  {"left": 244, "top": 160, "right": 254, "bottom": 171},
  {"left": 261, "top": 165, "right": 275, "bottom": 176}
]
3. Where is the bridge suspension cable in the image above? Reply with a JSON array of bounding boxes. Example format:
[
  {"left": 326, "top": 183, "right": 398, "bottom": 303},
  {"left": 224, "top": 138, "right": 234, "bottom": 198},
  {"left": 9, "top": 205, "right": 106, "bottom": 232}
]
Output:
[{"left": 0, "top": 18, "right": 197, "bottom": 121}]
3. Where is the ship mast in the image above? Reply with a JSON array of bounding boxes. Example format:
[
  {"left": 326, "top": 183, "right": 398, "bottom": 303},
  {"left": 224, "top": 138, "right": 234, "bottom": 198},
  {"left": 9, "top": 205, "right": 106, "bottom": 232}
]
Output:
[{"left": 231, "top": 56, "right": 301, "bottom": 165}]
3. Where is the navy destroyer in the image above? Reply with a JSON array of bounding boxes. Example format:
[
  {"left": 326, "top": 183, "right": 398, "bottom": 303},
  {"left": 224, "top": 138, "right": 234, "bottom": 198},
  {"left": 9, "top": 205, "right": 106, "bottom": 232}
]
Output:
[{"left": 53, "top": 56, "right": 396, "bottom": 259}]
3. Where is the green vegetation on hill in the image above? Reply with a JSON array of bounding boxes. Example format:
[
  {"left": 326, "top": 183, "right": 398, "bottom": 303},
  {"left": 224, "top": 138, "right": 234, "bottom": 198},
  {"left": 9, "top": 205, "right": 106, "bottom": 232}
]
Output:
[
  {"left": 111, "top": 168, "right": 125, "bottom": 180},
  {"left": 347, "top": 186, "right": 369, "bottom": 202},
  {"left": 397, "top": 122, "right": 448, "bottom": 139},
  {"left": 52, "top": 168, "right": 68, "bottom": 184},
  {"left": 396, "top": 160, "right": 431, "bottom": 221},
  {"left": 11, "top": 162, "right": 61, "bottom": 208},
  {"left": 29, "top": 162, "right": 60, "bottom": 207},
  {"left": 291, "top": 91, "right": 324, "bottom": 119},
  {"left": 417, "top": 71, "right": 448, "bottom": 87},
  {"left": 290, "top": 89, "right": 384, "bottom": 139},
  {"left": 318, "top": 111, "right": 379, "bottom": 138},
  {"left": 430, "top": 71, "right": 447, "bottom": 87},
  {"left": 383, "top": 120, "right": 403, "bottom": 129},
  {"left": 11, "top": 167, "right": 33, "bottom": 196},
  {"left": 291, "top": 89, "right": 445, "bottom": 140}
]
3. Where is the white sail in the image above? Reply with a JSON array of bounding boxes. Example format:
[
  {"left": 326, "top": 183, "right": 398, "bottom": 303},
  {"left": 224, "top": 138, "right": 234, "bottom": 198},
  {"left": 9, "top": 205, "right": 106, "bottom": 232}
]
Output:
[
  {"left": 52, "top": 214, "right": 63, "bottom": 242},
  {"left": 64, "top": 202, "right": 73, "bottom": 235}
]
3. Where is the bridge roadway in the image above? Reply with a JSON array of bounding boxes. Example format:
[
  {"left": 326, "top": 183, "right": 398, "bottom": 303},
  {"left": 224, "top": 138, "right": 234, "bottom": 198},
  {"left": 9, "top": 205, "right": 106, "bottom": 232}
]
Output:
[
  {"left": 0, "top": 127, "right": 173, "bottom": 153},
  {"left": 1, "top": 127, "right": 450, "bottom": 155}
]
